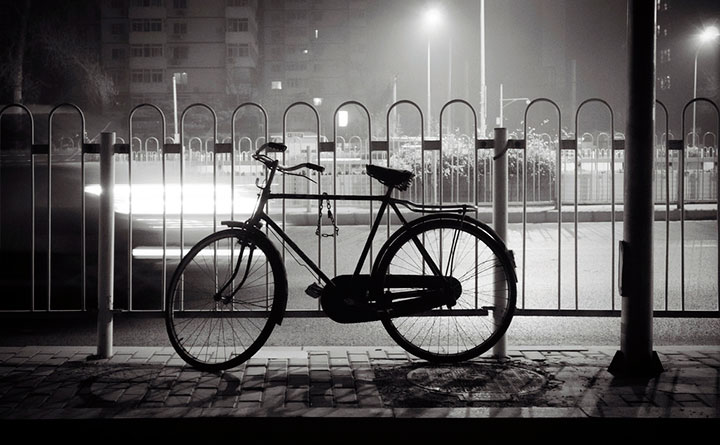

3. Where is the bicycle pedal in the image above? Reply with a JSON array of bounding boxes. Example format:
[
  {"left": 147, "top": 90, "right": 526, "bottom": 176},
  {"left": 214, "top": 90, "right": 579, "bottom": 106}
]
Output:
[{"left": 305, "top": 282, "right": 324, "bottom": 299}]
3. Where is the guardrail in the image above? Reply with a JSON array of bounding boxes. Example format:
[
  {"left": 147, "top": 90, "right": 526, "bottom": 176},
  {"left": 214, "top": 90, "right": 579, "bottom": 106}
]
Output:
[{"left": 0, "top": 97, "right": 717, "bottom": 317}]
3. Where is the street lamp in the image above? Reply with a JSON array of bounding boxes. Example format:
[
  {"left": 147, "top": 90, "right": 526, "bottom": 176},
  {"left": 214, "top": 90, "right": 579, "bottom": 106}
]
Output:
[
  {"left": 172, "top": 72, "right": 187, "bottom": 143},
  {"left": 692, "top": 25, "right": 719, "bottom": 146},
  {"left": 423, "top": 6, "right": 443, "bottom": 136},
  {"left": 498, "top": 83, "right": 530, "bottom": 129}
]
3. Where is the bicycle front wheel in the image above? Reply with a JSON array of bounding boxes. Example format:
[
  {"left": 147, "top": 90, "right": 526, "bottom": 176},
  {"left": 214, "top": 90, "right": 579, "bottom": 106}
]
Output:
[
  {"left": 375, "top": 217, "right": 516, "bottom": 362},
  {"left": 165, "top": 228, "right": 287, "bottom": 371}
]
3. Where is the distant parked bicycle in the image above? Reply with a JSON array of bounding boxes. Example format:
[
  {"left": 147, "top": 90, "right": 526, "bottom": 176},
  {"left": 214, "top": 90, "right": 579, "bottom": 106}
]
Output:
[{"left": 165, "top": 142, "right": 517, "bottom": 371}]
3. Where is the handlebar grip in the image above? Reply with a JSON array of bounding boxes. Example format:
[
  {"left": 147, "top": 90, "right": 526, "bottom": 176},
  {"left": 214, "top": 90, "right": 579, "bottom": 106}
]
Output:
[
  {"left": 266, "top": 142, "right": 287, "bottom": 152},
  {"left": 304, "top": 163, "right": 325, "bottom": 173},
  {"left": 255, "top": 142, "right": 288, "bottom": 156}
]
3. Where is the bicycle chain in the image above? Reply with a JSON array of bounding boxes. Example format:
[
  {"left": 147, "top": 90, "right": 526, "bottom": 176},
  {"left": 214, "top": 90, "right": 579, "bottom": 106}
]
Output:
[{"left": 316, "top": 192, "right": 339, "bottom": 237}]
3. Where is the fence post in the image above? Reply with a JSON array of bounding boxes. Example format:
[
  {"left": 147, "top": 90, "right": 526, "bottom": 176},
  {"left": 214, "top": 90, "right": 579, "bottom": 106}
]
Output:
[
  {"left": 493, "top": 127, "right": 508, "bottom": 359},
  {"left": 97, "top": 131, "right": 115, "bottom": 359}
]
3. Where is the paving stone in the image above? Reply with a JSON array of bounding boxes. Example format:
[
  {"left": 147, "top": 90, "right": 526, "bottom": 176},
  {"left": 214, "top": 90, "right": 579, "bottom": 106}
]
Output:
[
  {"left": 165, "top": 395, "right": 191, "bottom": 407},
  {"left": 696, "top": 394, "right": 720, "bottom": 407},
  {"left": 310, "top": 370, "right": 331, "bottom": 383},
  {"left": 288, "top": 357, "right": 308, "bottom": 367},
  {"left": 147, "top": 355, "right": 171, "bottom": 365},
  {"left": 247, "top": 358, "right": 267, "bottom": 367},
  {"left": 368, "top": 349, "right": 388, "bottom": 360},
  {"left": 109, "top": 354, "right": 132, "bottom": 364},
  {"left": 330, "top": 358, "right": 350, "bottom": 368},
  {"left": 284, "top": 401, "right": 310, "bottom": 410},
  {"left": 331, "top": 368, "right": 355, "bottom": 388},
  {"left": 212, "top": 395, "right": 237, "bottom": 408},
  {"left": 197, "top": 374, "right": 222, "bottom": 389},
  {"left": 333, "top": 387, "right": 357, "bottom": 404},
  {"left": 241, "top": 375, "right": 265, "bottom": 390},
  {"left": 238, "top": 390, "right": 263, "bottom": 403},
  {"left": 286, "top": 387, "right": 309, "bottom": 403},
  {"left": 310, "top": 384, "right": 332, "bottom": 397},
  {"left": 169, "top": 381, "right": 195, "bottom": 396},
  {"left": 244, "top": 366, "right": 266, "bottom": 376},
  {"left": 348, "top": 353, "right": 369, "bottom": 363},
  {"left": 18, "top": 394, "right": 48, "bottom": 409},
  {"left": 310, "top": 395, "right": 334, "bottom": 407},
  {"left": 288, "top": 374, "right": 310, "bottom": 387},
  {"left": 124, "top": 384, "right": 149, "bottom": 396},
  {"left": 144, "top": 389, "right": 170, "bottom": 403},
  {"left": 267, "top": 369, "right": 287, "bottom": 382},
  {"left": 190, "top": 388, "right": 217, "bottom": 407},
  {"left": 261, "top": 386, "right": 286, "bottom": 407},
  {"left": 678, "top": 401, "right": 710, "bottom": 408}
]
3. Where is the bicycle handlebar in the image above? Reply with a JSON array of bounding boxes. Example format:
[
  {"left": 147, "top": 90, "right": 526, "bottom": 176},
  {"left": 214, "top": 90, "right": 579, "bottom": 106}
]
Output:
[{"left": 253, "top": 142, "right": 325, "bottom": 174}]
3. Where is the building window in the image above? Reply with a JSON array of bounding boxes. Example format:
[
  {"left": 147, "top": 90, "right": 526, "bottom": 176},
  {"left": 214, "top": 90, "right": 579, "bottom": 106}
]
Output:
[
  {"left": 228, "top": 43, "right": 249, "bottom": 57},
  {"left": 110, "top": 70, "right": 126, "bottom": 84},
  {"left": 111, "top": 48, "right": 126, "bottom": 60},
  {"left": 660, "top": 48, "right": 671, "bottom": 64},
  {"left": 131, "top": 0, "right": 163, "bottom": 6},
  {"left": 131, "top": 69, "right": 164, "bottom": 83},
  {"left": 227, "top": 0, "right": 248, "bottom": 6},
  {"left": 131, "top": 19, "right": 163, "bottom": 32},
  {"left": 111, "top": 0, "right": 126, "bottom": 8},
  {"left": 173, "top": 22, "right": 187, "bottom": 34},
  {"left": 110, "top": 23, "right": 125, "bottom": 35},
  {"left": 131, "top": 44, "right": 163, "bottom": 57},
  {"left": 173, "top": 0, "right": 187, "bottom": 7},
  {"left": 227, "top": 18, "right": 249, "bottom": 32},
  {"left": 171, "top": 46, "right": 189, "bottom": 59}
]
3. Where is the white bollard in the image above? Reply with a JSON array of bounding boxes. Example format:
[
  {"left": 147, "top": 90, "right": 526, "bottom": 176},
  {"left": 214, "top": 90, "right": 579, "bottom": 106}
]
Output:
[
  {"left": 97, "top": 132, "right": 115, "bottom": 359},
  {"left": 493, "top": 127, "right": 508, "bottom": 359}
]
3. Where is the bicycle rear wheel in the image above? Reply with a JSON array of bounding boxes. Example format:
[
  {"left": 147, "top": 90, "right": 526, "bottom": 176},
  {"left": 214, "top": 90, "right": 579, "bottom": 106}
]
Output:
[
  {"left": 165, "top": 228, "right": 287, "bottom": 371},
  {"left": 375, "top": 216, "right": 516, "bottom": 362}
]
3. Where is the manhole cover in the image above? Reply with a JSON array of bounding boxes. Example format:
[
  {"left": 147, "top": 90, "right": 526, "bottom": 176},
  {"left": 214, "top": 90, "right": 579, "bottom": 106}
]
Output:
[{"left": 406, "top": 362, "right": 546, "bottom": 402}]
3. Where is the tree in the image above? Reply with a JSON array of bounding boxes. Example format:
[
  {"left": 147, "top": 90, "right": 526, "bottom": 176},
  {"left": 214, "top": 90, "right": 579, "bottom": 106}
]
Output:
[{"left": 0, "top": 0, "right": 116, "bottom": 108}]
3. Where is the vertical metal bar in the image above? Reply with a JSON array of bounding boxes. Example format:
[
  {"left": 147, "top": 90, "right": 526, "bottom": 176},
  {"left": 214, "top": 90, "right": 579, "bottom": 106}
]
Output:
[
  {"left": 47, "top": 116, "right": 52, "bottom": 310},
  {"left": 557, "top": 127, "right": 562, "bottom": 310},
  {"left": 611, "top": 127, "right": 616, "bottom": 311},
  {"left": 128, "top": 130, "right": 133, "bottom": 311},
  {"left": 97, "top": 132, "right": 115, "bottom": 359},
  {"left": 493, "top": 127, "right": 508, "bottom": 358},
  {"left": 680, "top": 138, "right": 685, "bottom": 311},
  {"left": 574, "top": 131, "right": 579, "bottom": 310},
  {"left": 162, "top": 137, "right": 167, "bottom": 311}
]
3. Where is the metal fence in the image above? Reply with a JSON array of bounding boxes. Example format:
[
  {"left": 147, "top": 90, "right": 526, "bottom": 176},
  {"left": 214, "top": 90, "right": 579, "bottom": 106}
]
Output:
[{"left": 0, "top": 98, "right": 718, "bottom": 317}]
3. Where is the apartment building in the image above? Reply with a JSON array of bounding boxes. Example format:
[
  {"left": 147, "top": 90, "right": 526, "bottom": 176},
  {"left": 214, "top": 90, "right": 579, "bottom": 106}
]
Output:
[{"left": 100, "top": 0, "right": 260, "bottom": 113}]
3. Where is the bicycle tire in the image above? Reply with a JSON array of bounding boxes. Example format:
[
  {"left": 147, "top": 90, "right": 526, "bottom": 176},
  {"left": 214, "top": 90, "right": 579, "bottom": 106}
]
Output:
[
  {"left": 374, "top": 215, "right": 516, "bottom": 362},
  {"left": 165, "top": 228, "right": 287, "bottom": 371}
]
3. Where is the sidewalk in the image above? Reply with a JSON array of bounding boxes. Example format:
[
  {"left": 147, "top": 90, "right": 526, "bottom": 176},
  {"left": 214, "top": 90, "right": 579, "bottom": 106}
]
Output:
[{"left": 1, "top": 345, "right": 718, "bottom": 425}]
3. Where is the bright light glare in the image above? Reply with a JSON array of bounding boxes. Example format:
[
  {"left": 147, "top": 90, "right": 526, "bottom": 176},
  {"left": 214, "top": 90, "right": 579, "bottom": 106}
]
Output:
[
  {"left": 85, "top": 184, "right": 258, "bottom": 215},
  {"left": 700, "top": 26, "right": 720, "bottom": 43},
  {"left": 132, "top": 247, "right": 265, "bottom": 259},
  {"left": 424, "top": 7, "right": 442, "bottom": 27},
  {"left": 338, "top": 110, "right": 349, "bottom": 127}
]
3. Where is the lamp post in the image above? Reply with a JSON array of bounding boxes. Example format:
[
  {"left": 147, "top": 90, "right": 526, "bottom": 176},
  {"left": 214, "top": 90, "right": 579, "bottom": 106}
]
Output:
[
  {"left": 692, "top": 26, "right": 719, "bottom": 147},
  {"left": 498, "top": 83, "right": 530, "bottom": 129},
  {"left": 424, "top": 6, "right": 443, "bottom": 137},
  {"left": 172, "top": 72, "right": 187, "bottom": 143}
]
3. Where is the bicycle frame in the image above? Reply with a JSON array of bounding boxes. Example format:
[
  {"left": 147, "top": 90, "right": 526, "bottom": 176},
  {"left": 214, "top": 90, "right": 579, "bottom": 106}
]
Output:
[{"left": 244, "top": 161, "right": 477, "bottom": 289}]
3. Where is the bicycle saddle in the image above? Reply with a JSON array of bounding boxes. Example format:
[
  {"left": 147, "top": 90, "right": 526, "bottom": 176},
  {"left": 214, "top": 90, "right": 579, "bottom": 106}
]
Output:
[{"left": 365, "top": 164, "right": 414, "bottom": 191}]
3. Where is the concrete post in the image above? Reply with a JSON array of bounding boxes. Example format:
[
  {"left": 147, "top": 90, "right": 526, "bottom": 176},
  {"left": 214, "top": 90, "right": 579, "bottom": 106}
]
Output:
[
  {"left": 609, "top": 0, "right": 663, "bottom": 377},
  {"left": 493, "top": 127, "right": 508, "bottom": 359},
  {"left": 97, "top": 132, "right": 115, "bottom": 359}
]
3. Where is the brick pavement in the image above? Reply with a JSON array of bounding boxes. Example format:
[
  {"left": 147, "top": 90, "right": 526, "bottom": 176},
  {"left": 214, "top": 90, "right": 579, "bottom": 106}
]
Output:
[{"left": 0, "top": 345, "right": 718, "bottom": 421}]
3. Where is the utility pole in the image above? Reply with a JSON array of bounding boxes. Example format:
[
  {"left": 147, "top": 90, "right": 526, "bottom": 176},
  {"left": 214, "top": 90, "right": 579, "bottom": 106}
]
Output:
[
  {"left": 479, "top": 0, "right": 487, "bottom": 137},
  {"left": 609, "top": 0, "right": 663, "bottom": 377}
]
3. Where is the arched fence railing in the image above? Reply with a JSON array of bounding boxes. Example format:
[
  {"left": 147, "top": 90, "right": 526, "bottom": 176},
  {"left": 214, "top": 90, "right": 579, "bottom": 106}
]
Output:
[{"left": 0, "top": 98, "right": 717, "bottom": 318}]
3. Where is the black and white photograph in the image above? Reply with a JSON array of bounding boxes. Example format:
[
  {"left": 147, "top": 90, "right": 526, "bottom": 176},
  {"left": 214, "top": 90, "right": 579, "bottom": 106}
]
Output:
[{"left": 0, "top": 0, "right": 718, "bottom": 439}]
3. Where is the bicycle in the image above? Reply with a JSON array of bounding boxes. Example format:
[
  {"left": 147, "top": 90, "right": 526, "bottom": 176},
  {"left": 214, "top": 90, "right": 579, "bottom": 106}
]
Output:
[{"left": 165, "top": 142, "right": 517, "bottom": 371}]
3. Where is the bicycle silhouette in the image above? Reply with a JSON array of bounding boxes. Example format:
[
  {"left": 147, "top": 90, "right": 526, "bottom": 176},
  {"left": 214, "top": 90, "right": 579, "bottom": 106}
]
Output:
[{"left": 166, "top": 142, "right": 517, "bottom": 371}]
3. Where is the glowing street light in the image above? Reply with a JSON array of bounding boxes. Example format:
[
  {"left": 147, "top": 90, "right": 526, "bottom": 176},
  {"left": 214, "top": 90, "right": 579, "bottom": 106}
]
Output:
[
  {"left": 172, "top": 72, "right": 187, "bottom": 143},
  {"left": 692, "top": 26, "right": 719, "bottom": 146}
]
